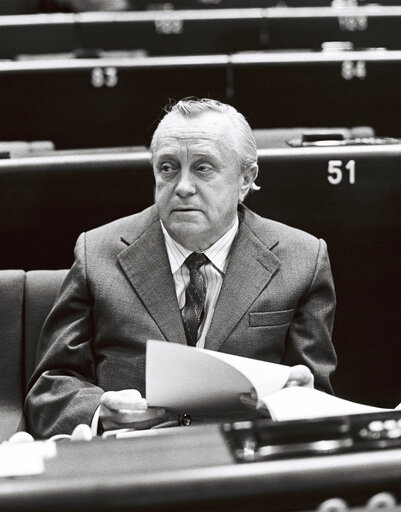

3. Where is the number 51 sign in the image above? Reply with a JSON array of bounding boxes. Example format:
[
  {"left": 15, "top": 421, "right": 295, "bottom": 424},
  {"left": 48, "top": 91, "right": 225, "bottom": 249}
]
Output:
[{"left": 327, "top": 160, "right": 356, "bottom": 185}]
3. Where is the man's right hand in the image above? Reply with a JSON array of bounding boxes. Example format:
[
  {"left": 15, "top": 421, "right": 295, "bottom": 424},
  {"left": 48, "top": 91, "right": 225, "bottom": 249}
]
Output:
[{"left": 99, "top": 389, "right": 169, "bottom": 431}]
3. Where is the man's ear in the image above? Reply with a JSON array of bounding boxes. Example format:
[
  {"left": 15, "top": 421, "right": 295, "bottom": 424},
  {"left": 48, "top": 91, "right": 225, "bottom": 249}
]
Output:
[{"left": 239, "top": 164, "right": 259, "bottom": 202}]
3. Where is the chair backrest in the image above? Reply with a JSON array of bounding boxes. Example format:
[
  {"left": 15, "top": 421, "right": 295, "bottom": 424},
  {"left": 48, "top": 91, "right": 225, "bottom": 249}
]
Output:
[
  {"left": 0, "top": 269, "right": 67, "bottom": 441},
  {"left": 0, "top": 270, "right": 25, "bottom": 441}
]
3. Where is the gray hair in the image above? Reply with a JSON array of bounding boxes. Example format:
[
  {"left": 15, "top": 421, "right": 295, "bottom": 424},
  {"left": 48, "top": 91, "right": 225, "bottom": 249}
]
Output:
[{"left": 150, "top": 98, "right": 260, "bottom": 191}]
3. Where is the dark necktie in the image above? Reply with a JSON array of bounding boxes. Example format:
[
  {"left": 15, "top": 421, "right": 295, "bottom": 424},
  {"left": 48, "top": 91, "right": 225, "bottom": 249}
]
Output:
[{"left": 181, "top": 252, "right": 208, "bottom": 346}]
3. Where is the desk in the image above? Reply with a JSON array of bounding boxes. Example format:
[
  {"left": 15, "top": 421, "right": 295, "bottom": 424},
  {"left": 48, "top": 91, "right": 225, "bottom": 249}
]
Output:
[{"left": 1, "top": 424, "right": 401, "bottom": 512}]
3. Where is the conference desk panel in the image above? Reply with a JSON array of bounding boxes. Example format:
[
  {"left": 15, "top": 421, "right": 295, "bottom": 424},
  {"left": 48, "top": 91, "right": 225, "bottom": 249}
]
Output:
[
  {"left": 247, "top": 144, "right": 401, "bottom": 408},
  {"left": 0, "top": 11, "right": 266, "bottom": 59},
  {"left": 264, "top": 6, "right": 401, "bottom": 51},
  {"left": 75, "top": 8, "right": 401, "bottom": 56},
  {"left": 1, "top": 425, "right": 401, "bottom": 512},
  {"left": 2, "top": 8, "right": 401, "bottom": 61},
  {"left": 76, "top": 11, "right": 267, "bottom": 57},
  {"left": 0, "top": 0, "right": 39, "bottom": 15},
  {"left": 1, "top": 50, "right": 401, "bottom": 148},
  {"left": 0, "top": 56, "right": 227, "bottom": 148},
  {"left": 0, "top": 152, "right": 155, "bottom": 270},
  {"left": 0, "top": 15, "right": 77, "bottom": 59},
  {"left": 231, "top": 50, "right": 401, "bottom": 139}
]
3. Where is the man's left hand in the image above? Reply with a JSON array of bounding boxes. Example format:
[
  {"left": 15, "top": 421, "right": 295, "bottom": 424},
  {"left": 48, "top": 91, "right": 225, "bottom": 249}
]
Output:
[{"left": 285, "top": 365, "right": 314, "bottom": 388}]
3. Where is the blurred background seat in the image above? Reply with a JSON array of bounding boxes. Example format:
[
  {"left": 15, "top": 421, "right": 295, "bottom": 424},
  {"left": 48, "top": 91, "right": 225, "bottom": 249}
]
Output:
[{"left": 0, "top": 269, "right": 67, "bottom": 442}]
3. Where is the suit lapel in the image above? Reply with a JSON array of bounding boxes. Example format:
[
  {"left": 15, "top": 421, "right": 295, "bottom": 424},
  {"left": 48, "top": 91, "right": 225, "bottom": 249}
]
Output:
[
  {"left": 205, "top": 209, "right": 280, "bottom": 351},
  {"left": 117, "top": 216, "right": 187, "bottom": 346}
]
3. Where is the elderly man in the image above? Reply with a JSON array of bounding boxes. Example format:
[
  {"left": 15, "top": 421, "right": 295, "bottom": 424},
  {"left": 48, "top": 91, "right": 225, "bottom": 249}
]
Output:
[{"left": 25, "top": 98, "right": 337, "bottom": 438}]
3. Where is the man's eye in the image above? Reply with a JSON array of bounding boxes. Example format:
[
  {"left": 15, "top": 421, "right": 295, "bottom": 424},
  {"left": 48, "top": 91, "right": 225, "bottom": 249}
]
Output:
[
  {"left": 197, "top": 164, "right": 213, "bottom": 173},
  {"left": 160, "top": 163, "right": 176, "bottom": 174}
]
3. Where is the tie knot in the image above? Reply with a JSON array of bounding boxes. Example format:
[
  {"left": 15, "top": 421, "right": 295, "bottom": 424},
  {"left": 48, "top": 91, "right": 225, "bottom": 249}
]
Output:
[{"left": 185, "top": 252, "right": 208, "bottom": 272}]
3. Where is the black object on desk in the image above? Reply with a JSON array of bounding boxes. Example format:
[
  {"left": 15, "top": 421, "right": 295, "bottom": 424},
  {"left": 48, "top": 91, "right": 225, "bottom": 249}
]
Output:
[{"left": 2, "top": 419, "right": 401, "bottom": 512}]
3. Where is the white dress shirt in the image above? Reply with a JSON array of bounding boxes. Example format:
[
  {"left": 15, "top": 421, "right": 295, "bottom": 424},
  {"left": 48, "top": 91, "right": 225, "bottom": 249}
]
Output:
[{"left": 161, "top": 217, "right": 239, "bottom": 348}]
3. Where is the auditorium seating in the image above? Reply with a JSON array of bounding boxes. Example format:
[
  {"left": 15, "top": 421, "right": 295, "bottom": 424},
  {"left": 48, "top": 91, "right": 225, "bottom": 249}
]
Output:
[
  {"left": 0, "top": 48, "right": 400, "bottom": 149},
  {"left": 0, "top": 269, "right": 67, "bottom": 441},
  {"left": 75, "top": 6, "right": 401, "bottom": 54},
  {"left": 231, "top": 49, "right": 401, "bottom": 140},
  {"left": 1, "top": 6, "right": 401, "bottom": 60},
  {"left": 0, "top": 54, "right": 228, "bottom": 148}
]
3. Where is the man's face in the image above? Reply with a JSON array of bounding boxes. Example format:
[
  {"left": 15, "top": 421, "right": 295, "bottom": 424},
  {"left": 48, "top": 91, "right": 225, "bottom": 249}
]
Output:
[{"left": 153, "top": 111, "right": 246, "bottom": 252}]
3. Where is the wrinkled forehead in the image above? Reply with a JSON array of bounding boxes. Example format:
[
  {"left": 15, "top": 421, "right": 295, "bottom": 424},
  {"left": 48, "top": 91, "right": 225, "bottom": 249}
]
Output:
[{"left": 152, "top": 111, "right": 236, "bottom": 154}]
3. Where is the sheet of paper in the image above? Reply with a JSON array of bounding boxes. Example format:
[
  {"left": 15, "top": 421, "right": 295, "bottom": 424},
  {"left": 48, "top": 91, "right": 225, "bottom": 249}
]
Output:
[
  {"left": 146, "top": 340, "right": 290, "bottom": 414},
  {"left": 261, "top": 386, "right": 390, "bottom": 422}
]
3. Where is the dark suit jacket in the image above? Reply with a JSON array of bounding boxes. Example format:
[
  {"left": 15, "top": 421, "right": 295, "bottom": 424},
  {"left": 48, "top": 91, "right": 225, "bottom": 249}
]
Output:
[{"left": 25, "top": 204, "right": 337, "bottom": 438}]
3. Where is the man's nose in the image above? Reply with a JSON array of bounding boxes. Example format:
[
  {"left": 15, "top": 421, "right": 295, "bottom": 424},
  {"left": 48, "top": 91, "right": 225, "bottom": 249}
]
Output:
[{"left": 175, "top": 169, "right": 196, "bottom": 197}]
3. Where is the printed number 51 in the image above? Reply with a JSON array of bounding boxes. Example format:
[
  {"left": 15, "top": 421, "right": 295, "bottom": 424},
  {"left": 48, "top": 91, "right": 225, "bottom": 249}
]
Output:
[{"left": 327, "top": 160, "right": 356, "bottom": 185}]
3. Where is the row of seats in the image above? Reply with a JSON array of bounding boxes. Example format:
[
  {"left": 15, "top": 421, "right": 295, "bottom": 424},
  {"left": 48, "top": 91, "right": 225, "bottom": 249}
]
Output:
[
  {"left": 1, "top": 6, "right": 401, "bottom": 59},
  {"left": 1, "top": 140, "right": 400, "bottom": 412},
  {"left": 0, "top": 49, "right": 400, "bottom": 148}
]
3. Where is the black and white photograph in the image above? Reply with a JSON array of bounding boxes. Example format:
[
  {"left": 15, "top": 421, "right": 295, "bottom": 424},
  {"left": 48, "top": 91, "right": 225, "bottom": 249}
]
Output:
[{"left": 0, "top": 1, "right": 400, "bottom": 510}]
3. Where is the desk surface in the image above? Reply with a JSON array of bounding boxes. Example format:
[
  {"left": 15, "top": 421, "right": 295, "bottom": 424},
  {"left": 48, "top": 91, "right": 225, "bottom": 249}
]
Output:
[{"left": 1, "top": 424, "right": 401, "bottom": 512}]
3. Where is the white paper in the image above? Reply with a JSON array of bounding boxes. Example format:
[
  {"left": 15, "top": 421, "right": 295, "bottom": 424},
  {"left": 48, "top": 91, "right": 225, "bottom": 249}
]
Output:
[
  {"left": 0, "top": 440, "right": 56, "bottom": 478},
  {"left": 146, "top": 340, "right": 291, "bottom": 414},
  {"left": 261, "top": 386, "right": 390, "bottom": 422}
]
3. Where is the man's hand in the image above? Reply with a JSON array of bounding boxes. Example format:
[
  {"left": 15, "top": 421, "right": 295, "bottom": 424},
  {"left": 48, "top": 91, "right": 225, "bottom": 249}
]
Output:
[
  {"left": 99, "top": 389, "right": 169, "bottom": 431},
  {"left": 285, "top": 365, "right": 314, "bottom": 389}
]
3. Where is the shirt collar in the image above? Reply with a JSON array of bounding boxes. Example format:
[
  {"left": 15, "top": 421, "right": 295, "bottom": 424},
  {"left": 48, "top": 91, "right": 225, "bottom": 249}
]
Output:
[{"left": 161, "top": 216, "right": 239, "bottom": 275}]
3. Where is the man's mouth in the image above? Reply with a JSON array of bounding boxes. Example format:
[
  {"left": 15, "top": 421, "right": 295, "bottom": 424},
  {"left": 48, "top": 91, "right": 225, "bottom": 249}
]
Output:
[{"left": 172, "top": 208, "right": 200, "bottom": 212}]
